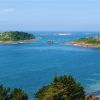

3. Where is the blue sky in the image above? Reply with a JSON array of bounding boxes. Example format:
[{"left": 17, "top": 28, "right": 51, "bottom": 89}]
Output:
[{"left": 0, "top": 0, "right": 100, "bottom": 31}]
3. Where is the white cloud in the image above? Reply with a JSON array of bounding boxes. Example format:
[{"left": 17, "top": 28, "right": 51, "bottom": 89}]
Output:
[{"left": 0, "top": 8, "right": 15, "bottom": 14}]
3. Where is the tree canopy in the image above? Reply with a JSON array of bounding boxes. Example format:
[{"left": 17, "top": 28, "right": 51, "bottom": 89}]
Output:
[
  {"left": 0, "top": 85, "right": 28, "bottom": 100},
  {"left": 0, "top": 75, "right": 85, "bottom": 100},
  {"left": 0, "top": 85, "right": 10, "bottom": 100},
  {"left": 10, "top": 88, "right": 28, "bottom": 100},
  {"left": 35, "top": 75, "right": 85, "bottom": 100}
]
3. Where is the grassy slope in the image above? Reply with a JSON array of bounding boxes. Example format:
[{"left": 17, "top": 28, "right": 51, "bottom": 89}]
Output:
[{"left": 76, "top": 37, "right": 100, "bottom": 45}]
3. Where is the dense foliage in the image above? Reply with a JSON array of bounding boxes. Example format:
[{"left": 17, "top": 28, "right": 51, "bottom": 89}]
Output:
[
  {"left": 0, "top": 31, "right": 35, "bottom": 41},
  {"left": 0, "top": 85, "right": 10, "bottom": 100},
  {"left": 35, "top": 75, "right": 85, "bottom": 100},
  {"left": 10, "top": 88, "right": 28, "bottom": 100},
  {"left": 0, "top": 85, "right": 28, "bottom": 100},
  {"left": 76, "top": 36, "right": 100, "bottom": 44},
  {"left": 0, "top": 75, "right": 85, "bottom": 100}
]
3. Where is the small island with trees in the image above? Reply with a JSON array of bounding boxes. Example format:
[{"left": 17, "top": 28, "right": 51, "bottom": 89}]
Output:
[
  {"left": 71, "top": 35, "right": 100, "bottom": 48},
  {"left": 0, "top": 31, "right": 35, "bottom": 44}
]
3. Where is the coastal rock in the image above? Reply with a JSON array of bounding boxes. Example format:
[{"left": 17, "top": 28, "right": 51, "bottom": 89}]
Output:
[{"left": 85, "top": 94, "right": 100, "bottom": 100}]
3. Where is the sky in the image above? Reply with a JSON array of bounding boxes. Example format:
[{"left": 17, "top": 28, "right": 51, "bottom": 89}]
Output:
[{"left": 0, "top": 0, "right": 100, "bottom": 31}]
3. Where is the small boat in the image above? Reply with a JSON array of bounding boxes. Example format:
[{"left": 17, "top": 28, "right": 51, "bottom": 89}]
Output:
[{"left": 47, "top": 40, "right": 54, "bottom": 44}]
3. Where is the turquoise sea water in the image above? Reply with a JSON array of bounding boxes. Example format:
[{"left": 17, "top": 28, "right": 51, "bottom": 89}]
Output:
[{"left": 0, "top": 32, "right": 100, "bottom": 99}]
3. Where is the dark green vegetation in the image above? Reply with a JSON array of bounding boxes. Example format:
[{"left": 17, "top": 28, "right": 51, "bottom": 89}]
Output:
[
  {"left": 76, "top": 36, "right": 100, "bottom": 44},
  {"left": 35, "top": 75, "right": 85, "bottom": 100},
  {"left": 10, "top": 88, "right": 28, "bottom": 100},
  {"left": 0, "top": 85, "right": 28, "bottom": 100},
  {"left": 0, "top": 75, "right": 85, "bottom": 100},
  {"left": 0, "top": 31, "right": 35, "bottom": 41}
]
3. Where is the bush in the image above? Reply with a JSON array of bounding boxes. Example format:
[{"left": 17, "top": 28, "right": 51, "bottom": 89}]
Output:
[{"left": 35, "top": 75, "right": 85, "bottom": 100}]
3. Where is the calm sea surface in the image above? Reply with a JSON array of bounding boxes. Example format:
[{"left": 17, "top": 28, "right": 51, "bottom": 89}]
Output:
[{"left": 0, "top": 32, "right": 100, "bottom": 99}]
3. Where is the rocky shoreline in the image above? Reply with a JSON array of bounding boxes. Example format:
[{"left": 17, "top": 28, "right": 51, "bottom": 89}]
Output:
[
  {"left": 0, "top": 38, "right": 37, "bottom": 44},
  {"left": 70, "top": 41, "right": 100, "bottom": 48},
  {"left": 85, "top": 95, "right": 100, "bottom": 100}
]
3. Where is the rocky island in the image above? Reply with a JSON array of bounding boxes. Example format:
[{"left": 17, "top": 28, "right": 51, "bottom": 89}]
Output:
[
  {"left": 71, "top": 35, "right": 100, "bottom": 48},
  {"left": 0, "top": 31, "right": 35, "bottom": 44}
]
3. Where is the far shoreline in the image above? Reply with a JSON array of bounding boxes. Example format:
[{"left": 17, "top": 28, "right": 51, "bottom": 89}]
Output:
[
  {"left": 0, "top": 38, "right": 38, "bottom": 44},
  {"left": 70, "top": 41, "right": 100, "bottom": 48}
]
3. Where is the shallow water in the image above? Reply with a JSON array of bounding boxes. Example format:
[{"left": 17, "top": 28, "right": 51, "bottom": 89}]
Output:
[{"left": 0, "top": 32, "right": 100, "bottom": 99}]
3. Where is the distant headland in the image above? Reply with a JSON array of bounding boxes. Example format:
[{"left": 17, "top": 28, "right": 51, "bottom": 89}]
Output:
[
  {"left": 71, "top": 35, "right": 100, "bottom": 48},
  {"left": 0, "top": 31, "right": 36, "bottom": 44}
]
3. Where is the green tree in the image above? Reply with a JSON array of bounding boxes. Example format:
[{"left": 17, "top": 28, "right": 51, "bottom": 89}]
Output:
[
  {"left": 35, "top": 75, "right": 85, "bottom": 100},
  {"left": 10, "top": 88, "right": 28, "bottom": 100},
  {"left": 0, "top": 85, "right": 10, "bottom": 100},
  {"left": 0, "top": 85, "right": 28, "bottom": 100}
]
